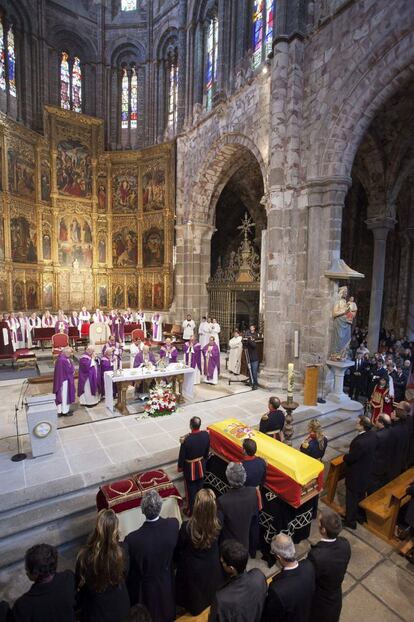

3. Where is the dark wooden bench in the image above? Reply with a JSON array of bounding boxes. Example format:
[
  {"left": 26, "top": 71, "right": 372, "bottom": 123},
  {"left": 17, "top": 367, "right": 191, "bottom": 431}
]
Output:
[{"left": 359, "top": 466, "right": 414, "bottom": 547}]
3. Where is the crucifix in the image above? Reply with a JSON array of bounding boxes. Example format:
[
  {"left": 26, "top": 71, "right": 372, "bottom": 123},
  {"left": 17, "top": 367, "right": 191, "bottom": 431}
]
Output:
[{"left": 237, "top": 213, "right": 255, "bottom": 242}]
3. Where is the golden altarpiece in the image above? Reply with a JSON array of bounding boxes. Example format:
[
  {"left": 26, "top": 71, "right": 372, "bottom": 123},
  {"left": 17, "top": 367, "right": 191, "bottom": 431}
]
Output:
[
  {"left": 0, "top": 106, "right": 175, "bottom": 313},
  {"left": 207, "top": 214, "right": 261, "bottom": 345}
]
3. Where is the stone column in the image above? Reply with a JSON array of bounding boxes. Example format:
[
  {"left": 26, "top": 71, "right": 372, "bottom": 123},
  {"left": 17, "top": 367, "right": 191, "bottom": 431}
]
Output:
[
  {"left": 177, "top": 0, "right": 187, "bottom": 132},
  {"left": 406, "top": 227, "right": 414, "bottom": 340},
  {"left": 366, "top": 217, "right": 396, "bottom": 353}
]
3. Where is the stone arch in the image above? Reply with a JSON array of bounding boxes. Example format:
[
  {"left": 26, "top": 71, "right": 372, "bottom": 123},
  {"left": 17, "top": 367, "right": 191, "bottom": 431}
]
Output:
[
  {"left": 109, "top": 40, "right": 146, "bottom": 67},
  {"left": 186, "top": 133, "right": 268, "bottom": 225},
  {"left": 308, "top": 29, "right": 414, "bottom": 181}
]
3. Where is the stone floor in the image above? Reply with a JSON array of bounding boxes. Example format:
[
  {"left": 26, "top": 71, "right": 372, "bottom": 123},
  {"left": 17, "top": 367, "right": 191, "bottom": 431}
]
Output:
[{"left": 0, "top": 373, "right": 413, "bottom": 619}]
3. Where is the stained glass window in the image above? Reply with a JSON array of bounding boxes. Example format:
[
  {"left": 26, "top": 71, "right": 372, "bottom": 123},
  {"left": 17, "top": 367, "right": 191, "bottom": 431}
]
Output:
[
  {"left": 60, "top": 51, "right": 71, "bottom": 110},
  {"left": 130, "top": 67, "right": 137, "bottom": 128},
  {"left": 167, "top": 57, "right": 178, "bottom": 132},
  {"left": 7, "top": 25, "right": 15, "bottom": 97},
  {"left": 121, "top": 0, "right": 137, "bottom": 10},
  {"left": 0, "top": 22, "right": 5, "bottom": 92},
  {"left": 205, "top": 16, "right": 218, "bottom": 111},
  {"left": 252, "top": 0, "right": 274, "bottom": 69},
  {"left": 121, "top": 68, "right": 129, "bottom": 129},
  {"left": 71, "top": 56, "right": 82, "bottom": 112}
]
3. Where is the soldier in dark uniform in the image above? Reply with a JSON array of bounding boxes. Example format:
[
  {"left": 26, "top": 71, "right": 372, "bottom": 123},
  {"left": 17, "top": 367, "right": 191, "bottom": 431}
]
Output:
[
  {"left": 259, "top": 396, "right": 285, "bottom": 441},
  {"left": 178, "top": 416, "right": 210, "bottom": 515},
  {"left": 242, "top": 438, "right": 266, "bottom": 488}
]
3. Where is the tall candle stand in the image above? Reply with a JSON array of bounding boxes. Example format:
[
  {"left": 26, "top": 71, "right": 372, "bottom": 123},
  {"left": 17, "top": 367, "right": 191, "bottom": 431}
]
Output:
[{"left": 281, "top": 363, "right": 298, "bottom": 446}]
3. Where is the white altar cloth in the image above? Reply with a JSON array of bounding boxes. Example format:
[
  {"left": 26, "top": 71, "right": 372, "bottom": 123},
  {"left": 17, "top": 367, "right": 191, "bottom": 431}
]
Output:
[{"left": 104, "top": 364, "right": 195, "bottom": 412}]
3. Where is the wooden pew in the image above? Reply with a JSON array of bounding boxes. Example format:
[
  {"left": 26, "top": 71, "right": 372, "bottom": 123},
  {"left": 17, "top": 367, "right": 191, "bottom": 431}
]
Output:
[
  {"left": 321, "top": 455, "right": 345, "bottom": 515},
  {"left": 359, "top": 466, "right": 414, "bottom": 547}
]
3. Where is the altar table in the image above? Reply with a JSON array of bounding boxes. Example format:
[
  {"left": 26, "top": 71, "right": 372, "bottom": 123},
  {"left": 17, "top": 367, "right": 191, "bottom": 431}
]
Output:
[{"left": 104, "top": 364, "right": 195, "bottom": 415}]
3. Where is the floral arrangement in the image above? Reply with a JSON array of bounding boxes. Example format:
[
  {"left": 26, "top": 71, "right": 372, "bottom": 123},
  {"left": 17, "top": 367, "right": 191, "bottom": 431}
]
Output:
[{"left": 144, "top": 381, "right": 177, "bottom": 418}]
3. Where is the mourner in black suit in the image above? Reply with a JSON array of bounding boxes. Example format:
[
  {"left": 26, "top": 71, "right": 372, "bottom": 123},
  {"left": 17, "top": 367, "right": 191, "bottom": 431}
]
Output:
[
  {"left": 392, "top": 366, "right": 407, "bottom": 402},
  {"left": 125, "top": 490, "right": 179, "bottom": 622},
  {"left": 217, "top": 462, "right": 259, "bottom": 553},
  {"left": 259, "top": 396, "right": 285, "bottom": 441},
  {"left": 369, "top": 360, "right": 388, "bottom": 397},
  {"left": 349, "top": 354, "right": 366, "bottom": 400},
  {"left": 241, "top": 438, "right": 266, "bottom": 487},
  {"left": 262, "top": 533, "right": 315, "bottom": 622},
  {"left": 11, "top": 544, "right": 76, "bottom": 622},
  {"left": 343, "top": 416, "right": 377, "bottom": 529},
  {"left": 369, "top": 414, "right": 393, "bottom": 492},
  {"left": 178, "top": 416, "right": 210, "bottom": 514},
  {"left": 0, "top": 601, "right": 10, "bottom": 622},
  {"left": 209, "top": 540, "right": 267, "bottom": 622},
  {"left": 307, "top": 508, "right": 351, "bottom": 622}
]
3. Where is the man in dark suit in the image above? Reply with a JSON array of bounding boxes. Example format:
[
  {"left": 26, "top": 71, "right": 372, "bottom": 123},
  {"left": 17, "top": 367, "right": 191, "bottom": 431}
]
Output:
[
  {"left": 11, "top": 544, "right": 76, "bottom": 622},
  {"left": 177, "top": 416, "right": 210, "bottom": 514},
  {"left": 392, "top": 365, "right": 407, "bottom": 402},
  {"left": 217, "top": 462, "right": 259, "bottom": 552},
  {"left": 209, "top": 540, "right": 267, "bottom": 622},
  {"left": 307, "top": 508, "right": 351, "bottom": 622},
  {"left": 369, "top": 413, "right": 393, "bottom": 492},
  {"left": 241, "top": 438, "right": 266, "bottom": 487},
  {"left": 343, "top": 415, "right": 377, "bottom": 529},
  {"left": 259, "top": 396, "right": 285, "bottom": 441},
  {"left": 349, "top": 353, "right": 366, "bottom": 400},
  {"left": 125, "top": 490, "right": 179, "bottom": 622},
  {"left": 389, "top": 406, "right": 410, "bottom": 479},
  {"left": 262, "top": 533, "right": 315, "bottom": 622}
]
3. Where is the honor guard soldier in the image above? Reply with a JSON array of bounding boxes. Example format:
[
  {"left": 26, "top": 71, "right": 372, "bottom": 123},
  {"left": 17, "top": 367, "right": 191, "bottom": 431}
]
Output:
[
  {"left": 178, "top": 416, "right": 210, "bottom": 515},
  {"left": 259, "top": 396, "right": 285, "bottom": 442}
]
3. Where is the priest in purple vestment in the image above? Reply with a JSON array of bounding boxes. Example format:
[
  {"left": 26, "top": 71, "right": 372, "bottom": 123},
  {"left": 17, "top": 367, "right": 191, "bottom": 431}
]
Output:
[
  {"left": 159, "top": 337, "right": 178, "bottom": 363},
  {"left": 202, "top": 336, "right": 220, "bottom": 385},
  {"left": 108, "top": 310, "right": 125, "bottom": 343},
  {"left": 183, "top": 336, "right": 202, "bottom": 385},
  {"left": 53, "top": 347, "right": 76, "bottom": 416},
  {"left": 78, "top": 345, "right": 100, "bottom": 407},
  {"left": 100, "top": 347, "right": 116, "bottom": 397},
  {"left": 134, "top": 345, "right": 157, "bottom": 368}
]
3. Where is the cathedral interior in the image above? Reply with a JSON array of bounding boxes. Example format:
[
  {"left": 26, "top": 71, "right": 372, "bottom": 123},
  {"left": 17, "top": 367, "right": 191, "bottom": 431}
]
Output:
[{"left": 0, "top": 1, "right": 413, "bottom": 621}]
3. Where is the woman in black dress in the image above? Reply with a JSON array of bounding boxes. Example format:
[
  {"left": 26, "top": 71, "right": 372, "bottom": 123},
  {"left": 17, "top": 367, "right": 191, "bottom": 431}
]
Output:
[
  {"left": 175, "top": 488, "right": 225, "bottom": 616},
  {"left": 76, "top": 509, "right": 130, "bottom": 622},
  {"left": 300, "top": 419, "right": 328, "bottom": 518}
]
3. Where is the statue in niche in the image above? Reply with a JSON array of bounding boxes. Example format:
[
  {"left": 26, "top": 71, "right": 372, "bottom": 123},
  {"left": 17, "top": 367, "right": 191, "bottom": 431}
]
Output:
[{"left": 331, "top": 285, "right": 354, "bottom": 360}]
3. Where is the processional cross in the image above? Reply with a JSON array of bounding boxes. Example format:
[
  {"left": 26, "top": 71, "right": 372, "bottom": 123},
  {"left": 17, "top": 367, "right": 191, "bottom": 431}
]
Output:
[{"left": 237, "top": 213, "right": 255, "bottom": 241}]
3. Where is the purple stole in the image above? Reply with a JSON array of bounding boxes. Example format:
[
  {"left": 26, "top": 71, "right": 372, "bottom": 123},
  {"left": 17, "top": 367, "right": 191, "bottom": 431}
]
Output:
[
  {"left": 160, "top": 345, "right": 178, "bottom": 363},
  {"left": 110, "top": 316, "right": 125, "bottom": 342},
  {"left": 100, "top": 356, "right": 115, "bottom": 397},
  {"left": 53, "top": 354, "right": 75, "bottom": 405},
  {"left": 134, "top": 352, "right": 156, "bottom": 367},
  {"left": 71, "top": 316, "right": 81, "bottom": 329},
  {"left": 183, "top": 342, "right": 202, "bottom": 371},
  {"left": 202, "top": 344, "right": 220, "bottom": 380},
  {"left": 55, "top": 320, "right": 69, "bottom": 334},
  {"left": 78, "top": 354, "right": 98, "bottom": 397},
  {"left": 94, "top": 312, "right": 105, "bottom": 323},
  {"left": 43, "top": 315, "right": 54, "bottom": 327},
  {"left": 16, "top": 319, "right": 24, "bottom": 341}
]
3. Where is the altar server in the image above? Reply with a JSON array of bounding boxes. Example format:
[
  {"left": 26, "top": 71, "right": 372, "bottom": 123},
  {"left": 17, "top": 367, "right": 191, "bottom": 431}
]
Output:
[
  {"left": 259, "top": 396, "right": 285, "bottom": 441},
  {"left": 79, "top": 306, "right": 91, "bottom": 323},
  {"left": 183, "top": 335, "right": 202, "bottom": 385},
  {"left": 160, "top": 337, "right": 178, "bottom": 363},
  {"left": 178, "top": 416, "right": 210, "bottom": 514},
  {"left": 228, "top": 329, "right": 243, "bottom": 375},
  {"left": 211, "top": 318, "right": 221, "bottom": 348},
  {"left": 182, "top": 314, "right": 196, "bottom": 340},
  {"left": 93, "top": 308, "right": 106, "bottom": 323},
  {"left": 78, "top": 346, "right": 100, "bottom": 407},
  {"left": 130, "top": 335, "right": 144, "bottom": 368},
  {"left": 203, "top": 336, "right": 220, "bottom": 384},
  {"left": 55, "top": 310, "right": 69, "bottom": 334},
  {"left": 198, "top": 316, "right": 211, "bottom": 348},
  {"left": 53, "top": 346, "right": 76, "bottom": 416},
  {"left": 151, "top": 313, "right": 163, "bottom": 342},
  {"left": 42, "top": 309, "right": 55, "bottom": 327},
  {"left": 27, "top": 313, "right": 41, "bottom": 348},
  {"left": 134, "top": 344, "right": 156, "bottom": 368}
]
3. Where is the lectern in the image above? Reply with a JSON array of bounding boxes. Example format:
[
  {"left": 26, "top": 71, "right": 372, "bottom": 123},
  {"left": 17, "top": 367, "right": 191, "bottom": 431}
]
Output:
[{"left": 26, "top": 394, "right": 58, "bottom": 458}]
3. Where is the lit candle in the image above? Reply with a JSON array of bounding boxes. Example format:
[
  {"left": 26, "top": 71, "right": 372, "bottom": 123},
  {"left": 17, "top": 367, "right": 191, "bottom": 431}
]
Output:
[{"left": 288, "top": 363, "right": 294, "bottom": 395}]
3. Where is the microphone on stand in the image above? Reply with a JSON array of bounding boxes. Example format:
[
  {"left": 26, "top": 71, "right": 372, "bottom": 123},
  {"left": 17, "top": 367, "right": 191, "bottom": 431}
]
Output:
[{"left": 11, "top": 379, "right": 29, "bottom": 462}]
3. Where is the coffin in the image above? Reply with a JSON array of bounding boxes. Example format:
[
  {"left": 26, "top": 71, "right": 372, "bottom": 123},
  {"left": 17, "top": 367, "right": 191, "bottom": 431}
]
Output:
[
  {"left": 208, "top": 419, "right": 324, "bottom": 508},
  {"left": 96, "top": 468, "right": 182, "bottom": 514}
]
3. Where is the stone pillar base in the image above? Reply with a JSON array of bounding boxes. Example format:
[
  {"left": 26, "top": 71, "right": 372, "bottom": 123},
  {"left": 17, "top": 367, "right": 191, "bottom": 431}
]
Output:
[
  {"left": 326, "top": 359, "right": 356, "bottom": 404},
  {"left": 259, "top": 367, "right": 288, "bottom": 391}
]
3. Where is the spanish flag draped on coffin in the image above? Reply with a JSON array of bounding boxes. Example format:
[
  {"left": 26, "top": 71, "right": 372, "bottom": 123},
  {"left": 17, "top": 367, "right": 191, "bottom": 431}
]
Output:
[{"left": 208, "top": 419, "right": 324, "bottom": 508}]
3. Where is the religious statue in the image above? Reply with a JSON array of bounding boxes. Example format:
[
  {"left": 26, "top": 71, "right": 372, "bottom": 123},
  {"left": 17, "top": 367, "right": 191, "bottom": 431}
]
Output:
[{"left": 330, "top": 286, "right": 353, "bottom": 360}]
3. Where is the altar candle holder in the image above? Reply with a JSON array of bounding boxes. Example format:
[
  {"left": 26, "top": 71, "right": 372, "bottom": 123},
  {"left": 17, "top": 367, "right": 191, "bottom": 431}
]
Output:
[{"left": 282, "top": 363, "right": 298, "bottom": 446}]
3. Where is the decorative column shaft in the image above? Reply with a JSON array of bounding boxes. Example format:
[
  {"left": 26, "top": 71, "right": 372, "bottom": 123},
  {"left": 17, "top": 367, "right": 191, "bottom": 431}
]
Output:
[{"left": 366, "top": 217, "right": 396, "bottom": 353}]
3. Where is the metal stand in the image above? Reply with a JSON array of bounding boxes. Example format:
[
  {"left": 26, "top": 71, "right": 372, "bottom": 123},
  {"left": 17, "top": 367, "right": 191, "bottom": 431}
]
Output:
[
  {"left": 228, "top": 346, "right": 253, "bottom": 387},
  {"left": 281, "top": 395, "right": 299, "bottom": 446},
  {"left": 11, "top": 381, "right": 29, "bottom": 462}
]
